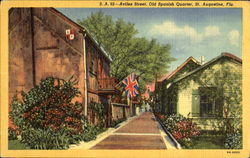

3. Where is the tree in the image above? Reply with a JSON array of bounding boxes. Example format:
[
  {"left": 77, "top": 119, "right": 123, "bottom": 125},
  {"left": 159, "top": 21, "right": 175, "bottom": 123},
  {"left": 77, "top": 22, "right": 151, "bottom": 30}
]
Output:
[{"left": 77, "top": 11, "right": 174, "bottom": 92}]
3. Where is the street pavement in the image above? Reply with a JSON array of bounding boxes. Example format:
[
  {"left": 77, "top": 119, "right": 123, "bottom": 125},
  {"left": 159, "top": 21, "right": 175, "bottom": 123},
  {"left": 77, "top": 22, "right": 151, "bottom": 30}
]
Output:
[{"left": 91, "top": 112, "right": 170, "bottom": 149}]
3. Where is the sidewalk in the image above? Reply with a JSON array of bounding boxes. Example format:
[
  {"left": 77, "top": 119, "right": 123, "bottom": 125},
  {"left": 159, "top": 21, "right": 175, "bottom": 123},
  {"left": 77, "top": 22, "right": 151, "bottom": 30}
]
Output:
[
  {"left": 91, "top": 112, "right": 176, "bottom": 149},
  {"left": 69, "top": 112, "right": 176, "bottom": 150}
]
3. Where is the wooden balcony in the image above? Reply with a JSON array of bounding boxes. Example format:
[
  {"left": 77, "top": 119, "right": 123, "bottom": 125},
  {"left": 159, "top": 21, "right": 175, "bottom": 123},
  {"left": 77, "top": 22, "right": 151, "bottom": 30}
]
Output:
[{"left": 98, "top": 77, "right": 119, "bottom": 95}]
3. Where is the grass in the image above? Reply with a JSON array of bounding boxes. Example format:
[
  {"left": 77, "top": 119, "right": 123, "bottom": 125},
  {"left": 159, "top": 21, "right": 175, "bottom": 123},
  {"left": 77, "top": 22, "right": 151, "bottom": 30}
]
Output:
[
  {"left": 191, "top": 136, "right": 225, "bottom": 149},
  {"left": 9, "top": 140, "right": 29, "bottom": 150},
  {"left": 184, "top": 133, "right": 225, "bottom": 149}
]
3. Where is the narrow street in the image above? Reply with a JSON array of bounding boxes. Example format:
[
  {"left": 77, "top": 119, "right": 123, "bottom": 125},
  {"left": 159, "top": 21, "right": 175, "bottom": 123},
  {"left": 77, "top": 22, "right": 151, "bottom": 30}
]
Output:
[{"left": 91, "top": 112, "right": 174, "bottom": 149}]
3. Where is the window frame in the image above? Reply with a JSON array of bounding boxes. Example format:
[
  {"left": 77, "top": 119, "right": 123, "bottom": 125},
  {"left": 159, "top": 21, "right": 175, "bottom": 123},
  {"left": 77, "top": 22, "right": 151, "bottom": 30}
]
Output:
[{"left": 199, "top": 87, "right": 222, "bottom": 118}]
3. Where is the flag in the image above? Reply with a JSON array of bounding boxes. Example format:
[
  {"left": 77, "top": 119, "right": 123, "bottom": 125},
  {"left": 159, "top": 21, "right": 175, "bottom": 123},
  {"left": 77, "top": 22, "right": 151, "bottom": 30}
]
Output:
[
  {"left": 66, "top": 29, "right": 75, "bottom": 40},
  {"left": 122, "top": 72, "right": 139, "bottom": 98}
]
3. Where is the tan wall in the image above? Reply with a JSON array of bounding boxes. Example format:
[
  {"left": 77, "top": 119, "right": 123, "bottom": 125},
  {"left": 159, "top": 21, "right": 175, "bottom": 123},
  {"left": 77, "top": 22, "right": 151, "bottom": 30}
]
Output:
[
  {"left": 9, "top": 8, "right": 86, "bottom": 103},
  {"left": 9, "top": 8, "right": 115, "bottom": 128},
  {"left": 177, "top": 59, "right": 241, "bottom": 118},
  {"left": 32, "top": 8, "right": 85, "bottom": 103},
  {"left": 9, "top": 8, "right": 34, "bottom": 102},
  {"left": 177, "top": 80, "right": 197, "bottom": 117},
  {"left": 9, "top": 8, "right": 111, "bottom": 104},
  {"left": 33, "top": 8, "right": 83, "bottom": 53}
]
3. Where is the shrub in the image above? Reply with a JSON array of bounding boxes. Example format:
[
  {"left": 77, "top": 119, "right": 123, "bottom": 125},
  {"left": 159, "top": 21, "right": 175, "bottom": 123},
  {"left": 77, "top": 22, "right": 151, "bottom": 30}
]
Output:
[
  {"left": 224, "top": 130, "right": 242, "bottom": 149},
  {"left": 81, "top": 125, "right": 98, "bottom": 142},
  {"left": 89, "top": 101, "right": 107, "bottom": 126},
  {"left": 21, "top": 128, "right": 71, "bottom": 149},
  {"left": 162, "top": 114, "right": 185, "bottom": 132},
  {"left": 8, "top": 128, "right": 17, "bottom": 140},
  {"left": 154, "top": 112, "right": 165, "bottom": 121},
  {"left": 9, "top": 95, "right": 24, "bottom": 131},
  {"left": 9, "top": 77, "right": 90, "bottom": 149},
  {"left": 163, "top": 114, "right": 200, "bottom": 148},
  {"left": 110, "top": 117, "right": 127, "bottom": 128}
]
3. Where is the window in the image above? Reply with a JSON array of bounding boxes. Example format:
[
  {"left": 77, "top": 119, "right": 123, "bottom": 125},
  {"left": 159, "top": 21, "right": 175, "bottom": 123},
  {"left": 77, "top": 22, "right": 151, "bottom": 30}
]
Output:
[
  {"left": 200, "top": 95, "right": 214, "bottom": 117},
  {"left": 199, "top": 87, "right": 222, "bottom": 117},
  {"left": 167, "top": 97, "right": 177, "bottom": 115},
  {"left": 89, "top": 47, "right": 97, "bottom": 75},
  {"left": 103, "top": 62, "right": 110, "bottom": 77}
]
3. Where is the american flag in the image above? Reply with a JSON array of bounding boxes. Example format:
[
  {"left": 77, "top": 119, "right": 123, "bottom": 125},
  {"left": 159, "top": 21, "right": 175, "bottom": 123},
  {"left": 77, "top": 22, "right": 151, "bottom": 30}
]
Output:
[{"left": 122, "top": 72, "right": 139, "bottom": 98}]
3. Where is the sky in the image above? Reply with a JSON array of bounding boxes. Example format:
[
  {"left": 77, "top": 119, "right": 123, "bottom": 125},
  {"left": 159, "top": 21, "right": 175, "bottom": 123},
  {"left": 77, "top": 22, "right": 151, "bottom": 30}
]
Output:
[{"left": 56, "top": 8, "right": 242, "bottom": 71}]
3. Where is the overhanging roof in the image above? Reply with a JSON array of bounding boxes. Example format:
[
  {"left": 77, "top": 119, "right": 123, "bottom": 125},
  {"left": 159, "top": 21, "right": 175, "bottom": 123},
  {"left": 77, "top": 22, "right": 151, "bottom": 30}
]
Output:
[
  {"left": 173, "top": 52, "right": 242, "bottom": 84},
  {"left": 157, "top": 56, "right": 201, "bottom": 82}
]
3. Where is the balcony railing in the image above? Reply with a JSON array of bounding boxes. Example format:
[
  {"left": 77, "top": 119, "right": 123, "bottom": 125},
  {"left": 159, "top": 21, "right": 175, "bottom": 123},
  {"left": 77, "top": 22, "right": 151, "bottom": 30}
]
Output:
[{"left": 98, "top": 77, "right": 117, "bottom": 91}]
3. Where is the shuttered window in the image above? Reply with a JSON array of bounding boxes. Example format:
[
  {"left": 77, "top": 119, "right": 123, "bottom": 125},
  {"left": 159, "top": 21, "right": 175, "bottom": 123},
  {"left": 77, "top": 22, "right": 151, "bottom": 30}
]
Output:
[{"left": 199, "top": 87, "right": 223, "bottom": 117}]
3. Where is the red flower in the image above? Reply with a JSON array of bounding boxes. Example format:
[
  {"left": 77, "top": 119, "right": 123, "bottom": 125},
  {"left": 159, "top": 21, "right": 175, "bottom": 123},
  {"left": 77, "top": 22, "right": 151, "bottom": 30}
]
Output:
[{"left": 159, "top": 115, "right": 165, "bottom": 120}]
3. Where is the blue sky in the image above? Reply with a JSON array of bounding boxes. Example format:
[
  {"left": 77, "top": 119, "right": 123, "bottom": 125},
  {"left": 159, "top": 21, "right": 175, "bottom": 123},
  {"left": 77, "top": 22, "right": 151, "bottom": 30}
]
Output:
[{"left": 56, "top": 8, "right": 242, "bottom": 71}]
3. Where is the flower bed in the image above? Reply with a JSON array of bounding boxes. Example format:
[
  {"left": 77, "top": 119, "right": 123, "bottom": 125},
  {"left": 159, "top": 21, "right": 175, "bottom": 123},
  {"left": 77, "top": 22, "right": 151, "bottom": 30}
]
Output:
[
  {"left": 156, "top": 113, "right": 242, "bottom": 149},
  {"left": 156, "top": 114, "right": 200, "bottom": 148}
]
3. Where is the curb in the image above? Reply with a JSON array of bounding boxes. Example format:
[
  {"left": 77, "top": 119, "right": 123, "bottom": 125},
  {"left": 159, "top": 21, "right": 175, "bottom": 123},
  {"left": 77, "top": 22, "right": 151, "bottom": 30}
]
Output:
[{"left": 155, "top": 116, "right": 182, "bottom": 149}]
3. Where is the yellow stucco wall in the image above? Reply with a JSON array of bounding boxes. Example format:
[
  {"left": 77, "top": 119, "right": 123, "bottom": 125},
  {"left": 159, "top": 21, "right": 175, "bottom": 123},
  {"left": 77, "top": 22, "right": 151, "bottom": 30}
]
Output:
[
  {"left": 176, "top": 59, "right": 241, "bottom": 118},
  {"left": 177, "top": 80, "right": 200, "bottom": 117}
]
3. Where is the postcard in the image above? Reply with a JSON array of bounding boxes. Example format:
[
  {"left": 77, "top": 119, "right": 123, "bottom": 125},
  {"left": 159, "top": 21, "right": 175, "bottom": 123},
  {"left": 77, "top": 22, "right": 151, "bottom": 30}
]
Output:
[{"left": 1, "top": 0, "right": 250, "bottom": 158}]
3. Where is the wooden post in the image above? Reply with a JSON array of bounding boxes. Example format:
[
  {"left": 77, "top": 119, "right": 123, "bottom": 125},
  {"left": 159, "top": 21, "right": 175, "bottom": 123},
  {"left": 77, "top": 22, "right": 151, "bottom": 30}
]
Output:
[{"left": 82, "top": 30, "right": 88, "bottom": 117}]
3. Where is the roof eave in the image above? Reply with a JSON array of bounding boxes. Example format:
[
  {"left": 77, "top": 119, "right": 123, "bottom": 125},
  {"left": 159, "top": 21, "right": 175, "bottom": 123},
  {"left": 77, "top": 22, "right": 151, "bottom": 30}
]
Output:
[{"left": 173, "top": 53, "right": 242, "bottom": 84}]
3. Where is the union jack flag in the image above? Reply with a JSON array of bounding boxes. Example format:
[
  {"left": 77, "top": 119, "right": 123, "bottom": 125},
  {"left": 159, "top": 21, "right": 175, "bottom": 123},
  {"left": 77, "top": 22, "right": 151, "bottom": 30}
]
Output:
[{"left": 122, "top": 72, "right": 139, "bottom": 98}]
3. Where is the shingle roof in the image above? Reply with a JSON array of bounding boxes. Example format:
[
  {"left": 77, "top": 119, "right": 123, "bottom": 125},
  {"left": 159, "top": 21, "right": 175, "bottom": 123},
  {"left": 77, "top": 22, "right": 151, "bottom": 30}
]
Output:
[
  {"left": 157, "top": 56, "right": 201, "bottom": 82},
  {"left": 173, "top": 52, "right": 242, "bottom": 84},
  {"left": 157, "top": 72, "right": 172, "bottom": 82}
]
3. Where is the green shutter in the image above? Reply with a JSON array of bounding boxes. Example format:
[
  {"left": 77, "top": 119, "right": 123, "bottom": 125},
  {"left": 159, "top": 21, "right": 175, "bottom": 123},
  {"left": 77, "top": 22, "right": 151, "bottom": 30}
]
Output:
[{"left": 192, "top": 89, "right": 200, "bottom": 117}]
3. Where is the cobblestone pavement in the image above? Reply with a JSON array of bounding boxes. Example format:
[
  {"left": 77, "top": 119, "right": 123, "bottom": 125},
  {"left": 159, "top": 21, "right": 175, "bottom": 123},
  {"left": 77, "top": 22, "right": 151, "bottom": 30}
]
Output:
[{"left": 91, "top": 112, "right": 168, "bottom": 149}]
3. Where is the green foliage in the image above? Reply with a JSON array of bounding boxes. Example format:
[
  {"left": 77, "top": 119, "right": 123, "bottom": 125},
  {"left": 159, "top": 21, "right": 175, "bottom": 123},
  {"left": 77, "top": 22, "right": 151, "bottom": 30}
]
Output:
[
  {"left": 9, "top": 140, "right": 30, "bottom": 150},
  {"left": 197, "top": 118, "right": 226, "bottom": 132},
  {"left": 162, "top": 114, "right": 185, "bottom": 132},
  {"left": 77, "top": 11, "right": 174, "bottom": 92},
  {"left": 162, "top": 114, "right": 200, "bottom": 148},
  {"left": 224, "top": 130, "right": 242, "bottom": 149},
  {"left": 81, "top": 125, "right": 98, "bottom": 142},
  {"left": 194, "top": 64, "right": 242, "bottom": 132},
  {"left": 89, "top": 101, "right": 106, "bottom": 124},
  {"left": 9, "top": 95, "right": 24, "bottom": 130},
  {"left": 188, "top": 132, "right": 225, "bottom": 149},
  {"left": 81, "top": 122, "right": 107, "bottom": 142},
  {"left": 20, "top": 128, "right": 71, "bottom": 149},
  {"left": 169, "top": 63, "right": 242, "bottom": 149},
  {"left": 110, "top": 117, "right": 127, "bottom": 128},
  {"left": 19, "top": 127, "right": 86, "bottom": 149},
  {"left": 8, "top": 128, "right": 17, "bottom": 140},
  {"left": 9, "top": 77, "right": 103, "bottom": 149}
]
